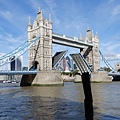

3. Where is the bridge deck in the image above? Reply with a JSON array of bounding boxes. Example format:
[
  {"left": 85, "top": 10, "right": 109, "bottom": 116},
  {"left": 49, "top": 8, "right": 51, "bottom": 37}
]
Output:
[
  {"left": 0, "top": 71, "right": 37, "bottom": 75},
  {"left": 52, "top": 33, "right": 93, "bottom": 48}
]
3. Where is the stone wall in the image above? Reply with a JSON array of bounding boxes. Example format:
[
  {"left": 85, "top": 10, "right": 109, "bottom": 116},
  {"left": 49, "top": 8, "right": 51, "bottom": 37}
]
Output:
[
  {"left": 32, "top": 70, "right": 63, "bottom": 85},
  {"left": 0, "top": 75, "right": 5, "bottom": 82},
  {"left": 61, "top": 72, "right": 112, "bottom": 82},
  {"left": 91, "top": 72, "right": 112, "bottom": 82},
  {"left": 61, "top": 74, "right": 75, "bottom": 82}
]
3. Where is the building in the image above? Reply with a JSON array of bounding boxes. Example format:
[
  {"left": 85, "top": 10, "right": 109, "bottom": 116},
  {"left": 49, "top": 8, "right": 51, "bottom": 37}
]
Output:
[
  {"left": 0, "top": 54, "right": 23, "bottom": 81},
  {"left": 59, "top": 56, "right": 77, "bottom": 72},
  {"left": 10, "top": 56, "right": 23, "bottom": 71}
]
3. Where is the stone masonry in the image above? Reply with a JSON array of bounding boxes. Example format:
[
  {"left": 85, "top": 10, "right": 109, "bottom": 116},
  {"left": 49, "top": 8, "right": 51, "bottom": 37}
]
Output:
[
  {"left": 28, "top": 9, "right": 52, "bottom": 70},
  {"left": 81, "top": 28, "right": 100, "bottom": 72}
]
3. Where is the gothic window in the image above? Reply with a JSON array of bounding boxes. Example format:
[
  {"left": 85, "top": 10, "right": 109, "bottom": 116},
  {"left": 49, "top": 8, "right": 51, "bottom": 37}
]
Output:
[
  {"left": 37, "top": 22, "right": 39, "bottom": 26},
  {"left": 32, "top": 33, "right": 36, "bottom": 38},
  {"left": 95, "top": 45, "right": 98, "bottom": 49}
]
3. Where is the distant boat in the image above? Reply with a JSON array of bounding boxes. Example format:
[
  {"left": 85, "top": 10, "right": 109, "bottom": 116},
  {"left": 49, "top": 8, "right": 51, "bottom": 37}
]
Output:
[
  {"left": 11, "top": 81, "right": 16, "bottom": 83},
  {"left": 3, "top": 80, "right": 11, "bottom": 83}
]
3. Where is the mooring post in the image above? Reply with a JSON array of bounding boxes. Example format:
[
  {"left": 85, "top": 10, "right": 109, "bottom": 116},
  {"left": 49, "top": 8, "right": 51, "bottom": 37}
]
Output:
[{"left": 81, "top": 72, "right": 93, "bottom": 120}]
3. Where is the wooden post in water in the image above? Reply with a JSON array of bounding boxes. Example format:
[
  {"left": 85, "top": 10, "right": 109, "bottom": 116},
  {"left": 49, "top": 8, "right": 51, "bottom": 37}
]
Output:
[{"left": 81, "top": 72, "right": 93, "bottom": 120}]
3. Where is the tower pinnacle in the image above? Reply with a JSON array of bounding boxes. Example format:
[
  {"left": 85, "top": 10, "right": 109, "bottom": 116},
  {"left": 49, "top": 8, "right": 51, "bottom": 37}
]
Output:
[
  {"left": 49, "top": 13, "right": 52, "bottom": 22},
  {"left": 28, "top": 17, "right": 31, "bottom": 26},
  {"left": 38, "top": 7, "right": 41, "bottom": 14}
]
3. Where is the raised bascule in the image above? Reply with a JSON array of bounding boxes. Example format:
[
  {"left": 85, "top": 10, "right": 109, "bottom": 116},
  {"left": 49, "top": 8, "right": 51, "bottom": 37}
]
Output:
[{"left": 0, "top": 9, "right": 112, "bottom": 85}]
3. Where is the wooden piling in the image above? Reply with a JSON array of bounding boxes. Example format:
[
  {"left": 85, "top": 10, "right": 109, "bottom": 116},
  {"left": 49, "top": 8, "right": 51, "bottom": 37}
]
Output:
[{"left": 81, "top": 72, "right": 93, "bottom": 120}]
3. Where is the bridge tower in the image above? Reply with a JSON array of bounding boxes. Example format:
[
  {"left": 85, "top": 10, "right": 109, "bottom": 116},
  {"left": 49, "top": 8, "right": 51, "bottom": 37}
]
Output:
[
  {"left": 27, "top": 9, "right": 52, "bottom": 70},
  {"left": 82, "top": 28, "right": 100, "bottom": 72}
]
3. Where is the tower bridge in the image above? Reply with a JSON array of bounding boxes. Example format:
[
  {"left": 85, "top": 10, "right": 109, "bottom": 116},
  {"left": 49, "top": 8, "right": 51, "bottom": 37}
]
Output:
[
  {"left": 0, "top": 8, "right": 112, "bottom": 85},
  {"left": 27, "top": 9, "right": 99, "bottom": 73}
]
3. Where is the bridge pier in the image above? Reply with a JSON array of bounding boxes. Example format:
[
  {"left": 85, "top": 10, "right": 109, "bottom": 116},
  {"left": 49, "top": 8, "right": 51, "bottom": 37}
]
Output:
[
  {"left": 20, "top": 70, "right": 63, "bottom": 86},
  {"left": 32, "top": 70, "right": 63, "bottom": 86},
  {"left": 20, "top": 74, "right": 36, "bottom": 86}
]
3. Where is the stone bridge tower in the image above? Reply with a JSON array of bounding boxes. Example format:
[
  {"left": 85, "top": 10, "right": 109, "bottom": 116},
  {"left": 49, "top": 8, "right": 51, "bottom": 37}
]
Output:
[
  {"left": 27, "top": 9, "right": 52, "bottom": 70},
  {"left": 81, "top": 28, "right": 100, "bottom": 72}
]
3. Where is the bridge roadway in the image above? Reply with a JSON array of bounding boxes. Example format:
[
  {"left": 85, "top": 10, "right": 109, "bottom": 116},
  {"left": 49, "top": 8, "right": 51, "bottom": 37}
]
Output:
[
  {"left": 0, "top": 70, "right": 37, "bottom": 75},
  {"left": 52, "top": 33, "right": 93, "bottom": 48}
]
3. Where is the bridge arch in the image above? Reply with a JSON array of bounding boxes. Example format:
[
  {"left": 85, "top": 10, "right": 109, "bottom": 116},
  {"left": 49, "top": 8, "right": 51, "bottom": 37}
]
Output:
[{"left": 29, "top": 61, "right": 39, "bottom": 71}]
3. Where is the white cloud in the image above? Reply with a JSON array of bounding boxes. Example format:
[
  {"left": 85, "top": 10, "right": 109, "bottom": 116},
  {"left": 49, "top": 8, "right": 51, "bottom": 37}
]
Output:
[
  {"left": 107, "top": 43, "right": 120, "bottom": 51},
  {"left": 44, "top": 0, "right": 57, "bottom": 9},
  {"left": 0, "top": 27, "right": 26, "bottom": 52},
  {"left": 0, "top": 10, "right": 13, "bottom": 22},
  {"left": 29, "top": 0, "right": 41, "bottom": 11},
  {"left": 111, "top": 5, "right": 120, "bottom": 16},
  {"left": 100, "top": 41, "right": 112, "bottom": 48},
  {"left": 104, "top": 52, "right": 120, "bottom": 61}
]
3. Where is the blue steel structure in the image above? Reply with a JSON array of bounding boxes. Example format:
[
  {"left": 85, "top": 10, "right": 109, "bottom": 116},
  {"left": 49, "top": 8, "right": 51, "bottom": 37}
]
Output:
[
  {"left": 0, "top": 36, "right": 40, "bottom": 67},
  {"left": 0, "top": 70, "right": 37, "bottom": 75}
]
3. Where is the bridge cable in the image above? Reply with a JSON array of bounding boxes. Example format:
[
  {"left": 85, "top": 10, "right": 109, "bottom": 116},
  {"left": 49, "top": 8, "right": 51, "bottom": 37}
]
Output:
[
  {"left": 99, "top": 51, "right": 115, "bottom": 71},
  {"left": 0, "top": 36, "right": 40, "bottom": 67}
]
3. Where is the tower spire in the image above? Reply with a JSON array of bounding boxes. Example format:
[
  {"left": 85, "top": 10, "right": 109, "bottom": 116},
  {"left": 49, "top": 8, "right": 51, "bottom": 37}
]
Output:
[
  {"left": 38, "top": 7, "right": 41, "bottom": 14},
  {"left": 49, "top": 13, "right": 52, "bottom": 22},
  {"left": 96, "top": 31, "right": 98, "bottom": 39},
  {"left": 28, "top": 17, "right": 31, "bottom": 26},
  {"left": 80, "top": 33, "right": 82, "bottom": 40}
]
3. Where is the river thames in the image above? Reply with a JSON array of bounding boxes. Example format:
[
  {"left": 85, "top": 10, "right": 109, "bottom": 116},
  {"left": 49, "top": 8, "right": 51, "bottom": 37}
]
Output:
[{"left": 0, "top": 82, "right": 120, "bottom": 120}]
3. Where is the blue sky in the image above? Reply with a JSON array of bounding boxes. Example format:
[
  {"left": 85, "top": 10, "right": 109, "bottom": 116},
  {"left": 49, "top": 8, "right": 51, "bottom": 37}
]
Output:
[{"left": 0, "top": 0, "right": 120, "bottom": 67}]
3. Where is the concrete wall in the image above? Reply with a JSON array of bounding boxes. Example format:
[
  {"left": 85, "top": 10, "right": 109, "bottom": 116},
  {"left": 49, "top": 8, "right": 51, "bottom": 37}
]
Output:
[
  {"left": 32, "top": 70, "right": 63, "bottom": 85},
  {"left": 91, "top": 72, "right": 112, "bottom": 82},
  {"left": 61, "top": 74, "right": 75, "bottom": 82},
  {"left": 74, "top": 74, "right": 82, "bottom": 82},
  {"left": 0, "top": 75, "right": 5, "bottom": 82},
  {"left": 61, "top": 71, "right": 112, "bottom": 83}
]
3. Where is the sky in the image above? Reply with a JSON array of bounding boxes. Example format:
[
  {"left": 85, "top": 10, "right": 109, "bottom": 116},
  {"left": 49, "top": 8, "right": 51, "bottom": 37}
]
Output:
[{"left": 0, "top": 0, "right": 120, "bottom": 68}]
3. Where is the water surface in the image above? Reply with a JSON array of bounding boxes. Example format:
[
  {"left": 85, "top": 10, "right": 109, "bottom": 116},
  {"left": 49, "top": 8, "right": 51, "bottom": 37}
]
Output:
[{"left": 0, "top": 82, "right": 120, "bottom": 120}]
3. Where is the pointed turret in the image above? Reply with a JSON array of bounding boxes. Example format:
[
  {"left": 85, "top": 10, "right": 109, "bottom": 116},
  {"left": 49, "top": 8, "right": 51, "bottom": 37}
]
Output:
[
  {"left": 36, "top": 8, "right": 43, "bottom": 21},
  {"left": 38, "top": 7, "right": 41, "bottom": 14},
  {"left": 28, "top": 17, "right": 31, "bottom": 26},
  {"left": 49, "top": 13, "right": 52, "bottom": 22},
  {"left": 27, "top": 17, "right": 31, "bottom": 31},
  {"left": 85, "top": 27, "right": 92, "bottom": 42},
  {"left": 92, "top": 30, "right": 94, "bottom": 37},
  {"left": 95, "top": 32, "right": 98, "bottom": 39},
  {"left": 80, "top": 33, "right": 83, "bottom": 40}
]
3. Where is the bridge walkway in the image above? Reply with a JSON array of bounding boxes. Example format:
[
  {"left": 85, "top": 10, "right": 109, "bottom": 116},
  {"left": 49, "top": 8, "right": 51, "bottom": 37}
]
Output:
[{"left": 0, "top": 71, "right": 37, "bottom": 75}]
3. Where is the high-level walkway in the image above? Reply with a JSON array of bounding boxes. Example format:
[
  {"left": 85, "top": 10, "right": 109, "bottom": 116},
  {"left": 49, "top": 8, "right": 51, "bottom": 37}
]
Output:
[{"left": 52, "top": 33, "right": 93, "bottom": 48}]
